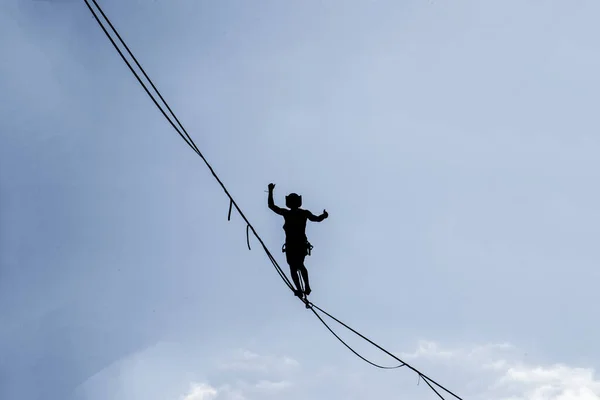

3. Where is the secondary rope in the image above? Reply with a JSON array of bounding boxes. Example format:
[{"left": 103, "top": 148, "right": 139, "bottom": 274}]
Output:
[
  {"left": 83, "top": 2, "right": 464, "bottom": 399},
  {"left": 309, "top": 306, "right": 405, "bottom": 370},
  {"left": 83, "top": 0, "right": 294, "bottom": 293},
  {"left": 308, "top": 301, "right": 463, "bottom": 400}
]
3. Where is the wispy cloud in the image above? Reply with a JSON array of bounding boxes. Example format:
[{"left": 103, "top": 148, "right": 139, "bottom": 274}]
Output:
[
  {"left": 176, "top": 349, "right": 298, "bottom": 400},
  {"left": 181, "top": 382, "right": 247, "bottom": 400},
  {"left": 497, "top": 364, "right": 600, "bottom": 400},
  {"left": 216, "top": 348, "right": 300, "bottom": 373},
  {"left": 181, "top": 379, "right": 291, "bottom": 400},
  {"left": 254, "top": 379, "right": 292, "bottom": 392},
  {"left": 181, "top": 383, "right": 218, "bottom": 400},
  {"left": 398, "top": 340, "right": 515, "bottom": 363},
  {"left": 403, "top": 340, "right": 600, "bottom": 400}
]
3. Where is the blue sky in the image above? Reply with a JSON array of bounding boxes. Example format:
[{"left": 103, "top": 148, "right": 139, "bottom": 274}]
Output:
[{"left": 1, "top": 0, "right": 600, "bottom": 399}]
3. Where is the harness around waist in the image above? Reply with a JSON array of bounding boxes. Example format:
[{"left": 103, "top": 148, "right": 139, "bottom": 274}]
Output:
[{"left": 282, "top": 240, "right": 313, "bottom": 256}]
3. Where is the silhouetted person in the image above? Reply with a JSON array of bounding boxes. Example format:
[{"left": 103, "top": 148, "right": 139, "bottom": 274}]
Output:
[{"left": 268, "top": 183, "right": 328, "bottom": 299}]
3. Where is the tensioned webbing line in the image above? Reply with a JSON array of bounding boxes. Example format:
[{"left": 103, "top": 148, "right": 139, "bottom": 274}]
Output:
[{"left": 82, "top": 1, "right": 464, "bottom": 399}]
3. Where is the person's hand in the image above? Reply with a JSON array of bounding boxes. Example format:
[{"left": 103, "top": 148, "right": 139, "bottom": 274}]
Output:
[
  {"left": 268, "top": 183, "right": 275, "bottom": 191},
  {"left": 322, "top": 209, "right": 328, "bottom": 218}
]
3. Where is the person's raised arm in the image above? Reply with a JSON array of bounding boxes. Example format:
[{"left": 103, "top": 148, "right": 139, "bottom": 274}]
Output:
[
  {"left": 267, "top": 183, "right": 285, "bottom": 215},
  {"left": 307, "top": 209, "right": 328, "bottom": 222}
]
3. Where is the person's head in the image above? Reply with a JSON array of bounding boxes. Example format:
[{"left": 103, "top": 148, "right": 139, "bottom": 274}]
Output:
[{"left": 285, "top": 193, "right": 302, "bottom": 209}]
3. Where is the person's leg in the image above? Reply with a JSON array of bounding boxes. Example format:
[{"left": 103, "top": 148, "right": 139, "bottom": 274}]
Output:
[
  {"left": 300, "top": 264, "right": 311, "bottom": 295},
  {"left": 290, "top": 266, "right": 303, "bottom": 296},
  {"left": 286, "top": 251, "right": 303, "bottom": 296},
  {"left": 295, "top": 251, "right": 310, "bottom": 295}
]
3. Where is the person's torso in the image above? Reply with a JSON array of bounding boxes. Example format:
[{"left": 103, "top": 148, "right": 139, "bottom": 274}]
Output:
[{"left": 283, "top": 209, "right": 308, "bottom": 241}]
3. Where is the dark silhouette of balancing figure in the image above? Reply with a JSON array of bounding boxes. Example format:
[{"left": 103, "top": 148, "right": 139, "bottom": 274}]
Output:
[{"left": 268, "top": 183, "right": 328, "bottom": 303}]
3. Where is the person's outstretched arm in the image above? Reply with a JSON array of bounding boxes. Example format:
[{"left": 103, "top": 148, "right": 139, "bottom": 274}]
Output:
[
  {"left": 307, "top": 209, "right": 328, "bottom": 222},
  {"left": 268, "top": 183, "right": 285, "bottom": 215}
]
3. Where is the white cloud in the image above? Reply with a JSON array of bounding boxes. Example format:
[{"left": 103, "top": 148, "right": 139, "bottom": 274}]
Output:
[
  {"left": 254, "top": 379, "right": 291, "bottom": 392},
  {"left": 180, "top": 383, "right": 248, "bottom": 400},
  {"left": 176, "top": 349, "right": 298, "bottom": 400},
  {"left": 214, "top": 385, "right": 246, "bottom": 400},
  {"left": 398, "top": 340, "right": 462, "bottom": 360},
  {"left": 282, "top": 356, "right": 301, "bottom": 368},
  {"left": 498, "top": 364, "right": 600, "bottom": 400},
  {"left": 216, "top": 348, "right": 300, "bottom": 373},
  {"left": 403, "top": 340, "right": 600, "bottom": 400},
  {"left": 181, "top": 383, "right": 218, "bottom": 400},
  {"left": 399, "top": 340, "right": 515, "bottom": 362}
]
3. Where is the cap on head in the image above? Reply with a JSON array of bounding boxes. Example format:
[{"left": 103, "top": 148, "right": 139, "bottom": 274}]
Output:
[{"left": 285, "top": 193, "right": 302, "bottom": 209}]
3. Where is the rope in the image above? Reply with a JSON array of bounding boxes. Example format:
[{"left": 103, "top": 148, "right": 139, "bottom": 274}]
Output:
[
  {"left": 309, "top": 306, "right": 404, "bottom": 370},
  {"left": 83, "top": 2, "right": 464, "bottom": 399},
  {"left": 83, "top": 0, "right": 294, "bottom": 292},
  {"left": 307, "top": 302, "right": 463, "bottom": 400}
]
